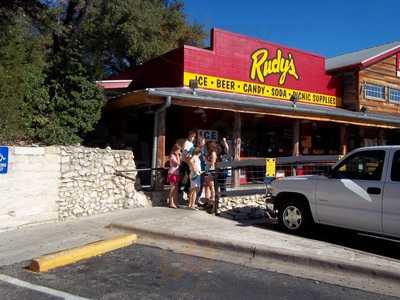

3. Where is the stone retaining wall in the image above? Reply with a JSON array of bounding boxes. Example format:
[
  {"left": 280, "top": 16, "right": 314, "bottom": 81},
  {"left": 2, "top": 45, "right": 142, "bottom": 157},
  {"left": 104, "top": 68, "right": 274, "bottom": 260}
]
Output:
[
  {"left": 0, "top": 146, "right": 150, "bottom": 231},
  {"left": 58, "top": 146, "right": 151, "bottom": 220},
  {"left": 217, "top": 194, "right": 266, "bottom": 220}
]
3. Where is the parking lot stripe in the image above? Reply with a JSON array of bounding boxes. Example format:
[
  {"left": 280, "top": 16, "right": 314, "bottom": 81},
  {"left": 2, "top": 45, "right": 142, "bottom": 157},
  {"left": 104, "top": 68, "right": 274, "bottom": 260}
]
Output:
[{"left": 0, "top": 273, "right": 90, "bottom": 299}]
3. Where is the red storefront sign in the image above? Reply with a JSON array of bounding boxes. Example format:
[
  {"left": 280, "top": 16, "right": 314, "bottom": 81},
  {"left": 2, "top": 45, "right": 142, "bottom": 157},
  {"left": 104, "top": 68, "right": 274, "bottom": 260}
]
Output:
[{"left": 183, "top": 29, "right": 341, "bottom": 107}]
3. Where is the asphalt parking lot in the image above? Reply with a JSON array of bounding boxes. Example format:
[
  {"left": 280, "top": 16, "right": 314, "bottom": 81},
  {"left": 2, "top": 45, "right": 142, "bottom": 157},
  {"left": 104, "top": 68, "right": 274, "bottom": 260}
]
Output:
[{"left": 0, "top": 244, "right": 399, "bottom": 300}]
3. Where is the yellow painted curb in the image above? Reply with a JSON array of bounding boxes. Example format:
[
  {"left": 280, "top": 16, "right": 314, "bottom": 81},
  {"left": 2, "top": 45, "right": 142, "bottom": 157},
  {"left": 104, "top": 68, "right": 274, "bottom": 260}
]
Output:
[{"left": 29, "top": 234, "right": 137, "bottom": 272}]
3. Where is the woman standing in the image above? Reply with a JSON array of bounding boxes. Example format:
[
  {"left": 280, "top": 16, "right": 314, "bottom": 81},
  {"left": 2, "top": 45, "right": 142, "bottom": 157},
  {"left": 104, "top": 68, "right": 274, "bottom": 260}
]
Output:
[
  {"left": 167, "top": 144, "right": 181, "bottom": 208},
  {"left": 218, "top": 137, "right": 231, "bottom": 193},
  {"left": 196, "top": 136, "right": 207, "bottom": 205},
  {"left": 188, "top": 147, "right": 202, "bottom": 209},
  {"left": 179, "top": 130, "right": 196, "bottom": 195},
  {"left": 204, "top": 141, "right": 218, "bottom": 210}
]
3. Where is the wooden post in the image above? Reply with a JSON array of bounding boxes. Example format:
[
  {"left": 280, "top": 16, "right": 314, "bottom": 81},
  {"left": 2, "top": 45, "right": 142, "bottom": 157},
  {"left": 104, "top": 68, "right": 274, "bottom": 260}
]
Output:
[
  {"left": 157, "top": 109, "right": 166, "bottom": 168},
  {"left": 154, "top": 109, "right": 166, "bottom": 190},
  {"left": 232, "top": 112, "right": 241, "bottom": 188},
  {"left": 378, "top": 129, "right": 386, "bottom": 145},
  {"left": 292, "top": 120, "right": 300, "bottom": 176},
  {"left": 292, "top": 120, "right": 300, "bottom": 156},
  {"left": 340, "top": 125, "right": 348, "bottom": 155}
]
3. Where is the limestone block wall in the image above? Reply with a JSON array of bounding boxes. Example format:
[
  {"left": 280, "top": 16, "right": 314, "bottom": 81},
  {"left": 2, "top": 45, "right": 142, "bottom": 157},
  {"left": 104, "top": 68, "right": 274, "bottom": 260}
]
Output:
[
  {"left": 58, "top": 146, "right": 150, "bottom": 220},
  {"left": 0, "top": 146, "right": 150, "bottom": 231}
]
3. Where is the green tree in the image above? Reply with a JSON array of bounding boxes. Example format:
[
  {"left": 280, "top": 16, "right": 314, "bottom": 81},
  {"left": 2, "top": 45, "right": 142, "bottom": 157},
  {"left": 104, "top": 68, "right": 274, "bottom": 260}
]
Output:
[
  {"left": 80, "top": 0, "right": 206, "bottom": 78},
  {"left": 0, "top": 9, "right": 48, "bottom": 144},
  {"left": 36, "top": 0, "right": 105, "bottom": 145},
  {"left": 0, "top": 1, "right": 105, "bottom": 145},
  {"left": 1, "top": 0, "right": 206, "bottom": 145}
]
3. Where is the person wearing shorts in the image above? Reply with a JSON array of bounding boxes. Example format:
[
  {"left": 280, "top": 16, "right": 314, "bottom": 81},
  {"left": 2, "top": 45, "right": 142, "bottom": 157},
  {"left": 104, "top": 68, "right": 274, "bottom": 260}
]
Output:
[
  {"left": 204, "top": 141, "right": 218, "bottom": 210},
  {"left": 167, "top": 144, "right": 181, "bottom": 208},
  {"left": 178, "top": 130, "right": 196, "bottom": 195},
  {"left": 196, "top": 136, "right": 207, "bottom": 205},
  {"left": 188, "top": 147, "right": 202, "bottom": 209}
]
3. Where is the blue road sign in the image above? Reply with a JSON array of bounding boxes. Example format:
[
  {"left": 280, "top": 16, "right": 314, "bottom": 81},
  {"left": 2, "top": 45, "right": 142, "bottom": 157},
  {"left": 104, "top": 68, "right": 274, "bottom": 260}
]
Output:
[{"left": 0, "top": 146, "right": 9, "bottom": 174}]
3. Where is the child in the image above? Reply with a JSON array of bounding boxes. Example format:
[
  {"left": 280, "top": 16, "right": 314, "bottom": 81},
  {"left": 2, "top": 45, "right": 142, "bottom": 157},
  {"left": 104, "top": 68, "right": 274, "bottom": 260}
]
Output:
[{"left": 167, "top": 144, "right": 181, "bottom": 208}]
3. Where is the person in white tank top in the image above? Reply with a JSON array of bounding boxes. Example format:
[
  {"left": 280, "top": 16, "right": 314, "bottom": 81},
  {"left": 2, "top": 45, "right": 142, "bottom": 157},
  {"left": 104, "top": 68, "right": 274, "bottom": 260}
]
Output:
[{"left": 188, "top": 147, "right": 202, "bottom": 209}]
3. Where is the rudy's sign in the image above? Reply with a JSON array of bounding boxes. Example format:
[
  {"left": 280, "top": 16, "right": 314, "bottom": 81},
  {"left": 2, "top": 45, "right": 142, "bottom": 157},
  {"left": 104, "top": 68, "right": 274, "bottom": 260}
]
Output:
[
  {"left": 183, "top": 29, "right": 341, "bottom": 107},
  {"left": 250, "top": 48, "right": 299, "bottom": 85}
]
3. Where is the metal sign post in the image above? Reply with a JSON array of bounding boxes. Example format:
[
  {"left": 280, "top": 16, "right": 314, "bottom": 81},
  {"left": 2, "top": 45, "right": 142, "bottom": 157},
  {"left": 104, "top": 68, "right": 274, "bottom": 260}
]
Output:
[{"left": 0, "top": 146, "right": 9, "bottom": 174}]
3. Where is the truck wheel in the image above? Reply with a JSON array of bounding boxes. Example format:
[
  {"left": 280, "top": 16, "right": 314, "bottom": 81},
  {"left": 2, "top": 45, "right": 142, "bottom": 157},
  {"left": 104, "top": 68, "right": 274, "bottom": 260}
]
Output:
[{"left": 278, "top": 199, "right": 311, "bottom": 233}]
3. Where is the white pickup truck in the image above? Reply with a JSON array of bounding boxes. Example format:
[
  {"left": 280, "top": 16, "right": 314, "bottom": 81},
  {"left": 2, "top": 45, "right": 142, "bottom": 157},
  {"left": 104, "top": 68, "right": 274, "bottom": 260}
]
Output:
[{"left": 266, "top": 146, "right": 400, "bottom": 239}]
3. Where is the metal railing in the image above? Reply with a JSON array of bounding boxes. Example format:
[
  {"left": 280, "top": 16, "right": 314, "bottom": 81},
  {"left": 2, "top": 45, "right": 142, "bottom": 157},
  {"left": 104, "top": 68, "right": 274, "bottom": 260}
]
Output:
[
  {"left": 114, "top": 155, "right": 341, "bottom": 216},
  {"left": 212, "top": 155, "right": 341, "bottom": 216},
  {"left": 115, "top": 167, "right": 167, "bottom": 190}
]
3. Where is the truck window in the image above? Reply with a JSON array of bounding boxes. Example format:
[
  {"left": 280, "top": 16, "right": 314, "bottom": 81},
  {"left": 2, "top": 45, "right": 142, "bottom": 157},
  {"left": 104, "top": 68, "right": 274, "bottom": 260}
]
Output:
[
  {"left": 391, "top": 151, "right": 400, "bottom": 182},
  {"left": 333, "top": 150, "right": 385, "bottom": 181}
]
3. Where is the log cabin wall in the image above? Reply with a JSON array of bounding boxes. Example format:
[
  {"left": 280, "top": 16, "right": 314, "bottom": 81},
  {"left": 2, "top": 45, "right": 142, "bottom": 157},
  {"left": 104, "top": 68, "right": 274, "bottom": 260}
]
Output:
[
  {"left": 341, "top": 71, "right": 359, "bottom": 110},
  {"left": 358, "top": 54, "right": 400, "bottom": 114}
]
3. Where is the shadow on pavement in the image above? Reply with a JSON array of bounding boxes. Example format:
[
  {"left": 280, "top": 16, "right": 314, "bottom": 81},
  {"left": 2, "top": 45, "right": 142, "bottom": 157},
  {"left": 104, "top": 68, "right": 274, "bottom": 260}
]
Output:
[
  {"left": 255, "top": 221, "right": 400, "bottom": 261},
  {"left": 218, "top": 205, "right": 266, "bottom": 223}
]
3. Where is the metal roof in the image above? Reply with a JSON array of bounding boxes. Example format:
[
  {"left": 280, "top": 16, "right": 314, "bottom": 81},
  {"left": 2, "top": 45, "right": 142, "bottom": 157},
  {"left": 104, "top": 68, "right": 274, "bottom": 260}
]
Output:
[
  {"left": 144, "top": 87, "right": 400, "bottom": 128},
  {"left": 326, "top": 41, "right": 400, "bottom": 71}
]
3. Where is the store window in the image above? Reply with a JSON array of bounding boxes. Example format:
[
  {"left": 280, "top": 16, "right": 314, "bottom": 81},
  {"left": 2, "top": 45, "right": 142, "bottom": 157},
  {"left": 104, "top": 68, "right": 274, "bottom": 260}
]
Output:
[
  {"left": 332, "top": 150, "right": 385, "bottom": 181},
  {"left": 364, "top": 83, "right": 385, "bottom": 100},
  {"left": 389, "top": 88, "right": 400, "bottom": 104}
]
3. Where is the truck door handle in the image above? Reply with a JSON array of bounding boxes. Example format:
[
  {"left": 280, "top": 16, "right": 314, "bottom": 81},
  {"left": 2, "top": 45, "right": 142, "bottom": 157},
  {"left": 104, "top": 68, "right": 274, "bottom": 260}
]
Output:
[{"left": 367, "top": 187, "right": 381, "bottom": 195}]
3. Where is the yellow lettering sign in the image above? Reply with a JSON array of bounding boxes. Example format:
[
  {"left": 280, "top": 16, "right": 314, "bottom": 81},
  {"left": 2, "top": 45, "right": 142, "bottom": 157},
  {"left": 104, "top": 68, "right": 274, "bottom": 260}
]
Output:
[
  {"left": 250, "top": 49, "right": 299, "bottom": 85},
  {"left": 183, "top": 72, "right": 340, "bottom": 107}
]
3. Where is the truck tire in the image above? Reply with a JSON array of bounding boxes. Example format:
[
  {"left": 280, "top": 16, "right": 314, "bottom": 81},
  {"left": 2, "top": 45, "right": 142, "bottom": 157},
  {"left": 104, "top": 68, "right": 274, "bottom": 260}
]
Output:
[{"left": 277, "top": 198, "right": 311, "bottom": 234}]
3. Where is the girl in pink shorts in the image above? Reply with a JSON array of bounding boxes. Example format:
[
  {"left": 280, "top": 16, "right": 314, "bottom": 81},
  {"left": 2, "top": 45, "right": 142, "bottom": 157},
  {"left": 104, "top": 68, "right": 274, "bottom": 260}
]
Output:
[{"left": 167, "top": 144, "right": 181, "bottom": 208}]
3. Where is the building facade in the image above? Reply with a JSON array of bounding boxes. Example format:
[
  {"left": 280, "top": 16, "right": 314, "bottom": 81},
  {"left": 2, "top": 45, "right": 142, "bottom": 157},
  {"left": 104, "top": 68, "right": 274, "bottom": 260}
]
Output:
[{"left": 97, "top": 29, "right": 400, "bottom": 182}]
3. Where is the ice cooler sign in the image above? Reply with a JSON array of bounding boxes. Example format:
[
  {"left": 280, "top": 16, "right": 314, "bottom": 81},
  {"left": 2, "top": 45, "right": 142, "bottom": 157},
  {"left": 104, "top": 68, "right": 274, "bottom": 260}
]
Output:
[
  {"left": 198, "top": 130, "right": 218, "bottom": 141},
  {"left": 0, "top": 146, "right": 8, "bottom": 174}
]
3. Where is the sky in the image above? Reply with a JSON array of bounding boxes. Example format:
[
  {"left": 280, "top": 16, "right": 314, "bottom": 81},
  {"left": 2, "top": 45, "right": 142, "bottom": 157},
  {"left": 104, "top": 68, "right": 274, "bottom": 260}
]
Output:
[{"left": 183, "top": 0, "right": 400, "bottom": 58}]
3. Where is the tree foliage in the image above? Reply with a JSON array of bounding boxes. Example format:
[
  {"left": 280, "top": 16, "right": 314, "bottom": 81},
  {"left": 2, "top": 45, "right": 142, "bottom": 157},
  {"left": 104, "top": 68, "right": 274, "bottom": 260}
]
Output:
[
  {"left": 0, "top": 0, "right": 205, "bottom": 145},
  {"left": 37, "top": 1, "right": 105, "bottom": 144},
  {"left": 81, "top": 0, "right": 206, "bottom": 78},
  {"left": 0, "top": 8, "right": 48, "bottom": 144}
]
